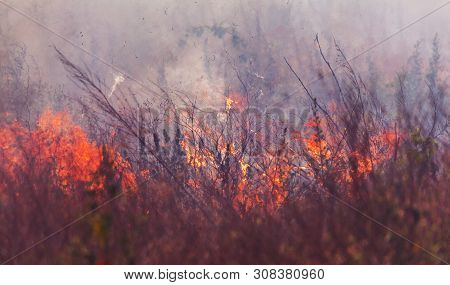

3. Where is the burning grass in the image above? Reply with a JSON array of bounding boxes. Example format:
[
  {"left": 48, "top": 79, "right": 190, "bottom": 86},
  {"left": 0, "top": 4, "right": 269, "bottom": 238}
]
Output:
[
  {"left": 0, "top": 41, "right": 448, "bottom": 264},
  {"left": 0, "top": 111, "right": 136, "bottom": 193}
]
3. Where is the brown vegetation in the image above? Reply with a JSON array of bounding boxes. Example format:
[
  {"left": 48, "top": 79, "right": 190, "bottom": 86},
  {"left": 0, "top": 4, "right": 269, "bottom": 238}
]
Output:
[{"left": 0, "top": 39, "right": 448, "bottom": 264}]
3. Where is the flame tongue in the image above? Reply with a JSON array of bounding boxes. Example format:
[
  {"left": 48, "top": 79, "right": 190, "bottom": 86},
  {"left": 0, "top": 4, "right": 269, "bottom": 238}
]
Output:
[
  {"left": 0, "top": 111, "right": 136, "bottom": 192},
  {"left": 0, "top": 109, "right": 398, "bottom": 212}
]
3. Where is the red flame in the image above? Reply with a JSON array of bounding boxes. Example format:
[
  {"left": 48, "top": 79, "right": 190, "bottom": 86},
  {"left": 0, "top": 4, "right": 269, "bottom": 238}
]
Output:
[
  {"left": 0, "top": 108, "right": 399, "bottom": 213},
  {"left": 0, "top": 111, "right": 136, "bottom": 193}
]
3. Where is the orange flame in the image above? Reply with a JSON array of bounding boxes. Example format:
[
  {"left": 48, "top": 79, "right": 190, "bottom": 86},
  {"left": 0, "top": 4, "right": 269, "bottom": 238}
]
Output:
[
  {"left": 0, "top": 108, "right": 399, "bottom": 213},
  {"left": 0, "top": 111, "right": 136, "bottom": 193}
]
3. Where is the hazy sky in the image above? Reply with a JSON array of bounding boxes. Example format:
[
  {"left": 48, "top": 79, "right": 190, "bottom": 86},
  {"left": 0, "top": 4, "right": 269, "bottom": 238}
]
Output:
[{"left": 1, "top": 0, "right": 449, "bottom": 106}]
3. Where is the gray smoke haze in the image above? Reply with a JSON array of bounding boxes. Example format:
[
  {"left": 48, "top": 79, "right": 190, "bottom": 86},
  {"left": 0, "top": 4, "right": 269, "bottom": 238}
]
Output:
[{"left": 0, "top": 0, "right": 449, "bottom": 111}]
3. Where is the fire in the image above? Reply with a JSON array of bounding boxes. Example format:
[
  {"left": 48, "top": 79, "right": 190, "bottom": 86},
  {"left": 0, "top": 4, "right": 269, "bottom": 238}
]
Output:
[
  {"left": 225, "top": 97, "right": 234, "bottom": 112},
  {"left": 234, "top": 154, "right": 291, "bottom": 212},
  {"left": 225, "top": 92, "right": 246, "bottom": 111},
  {"left": 0, "top": 107, "right": 399, "bottom": 213},
  {"left": 179, "top": 124, "right": 291, "bottom": 212},
  {"left": 0, "top": 111, "right": 136, "bottom": 193},
  {"left": 34, "top": 111, "right": 103, "bottom": 189},
  {"left": 175, "top": 106, "right": 399, "bottom": 213},
  {"left": 180, "top": 134, "right": 214, "bottom": 168},
  {"left": 299, "top": 117, "right": 399, "bottom": 182}
]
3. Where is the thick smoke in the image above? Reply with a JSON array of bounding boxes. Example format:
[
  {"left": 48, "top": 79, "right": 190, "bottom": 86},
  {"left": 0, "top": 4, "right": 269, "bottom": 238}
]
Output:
[{"left": 0, "top": 0, "right": 449, "bottom": 113}]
